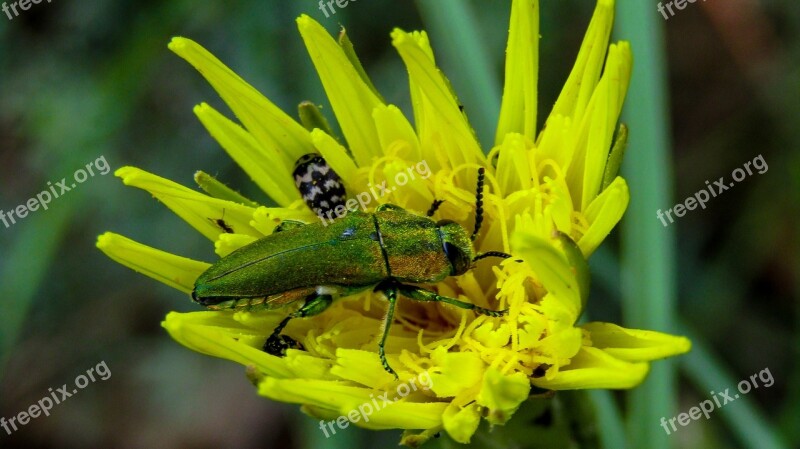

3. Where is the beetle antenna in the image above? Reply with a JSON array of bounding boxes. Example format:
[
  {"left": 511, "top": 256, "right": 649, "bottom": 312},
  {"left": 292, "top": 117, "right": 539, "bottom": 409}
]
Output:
[
  {"left": 471, "top": 168, "right": 485, "bottom": 241},
  {"left": 426, "top": 199, "right": 444, "bottom": 217},
  {"left": 473, "top": 251, "right": 513, "bottom": 261}
]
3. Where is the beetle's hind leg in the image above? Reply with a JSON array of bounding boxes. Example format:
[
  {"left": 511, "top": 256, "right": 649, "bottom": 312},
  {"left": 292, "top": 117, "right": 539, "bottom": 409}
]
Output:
[
  {"left": 373, "top": 281, "right": 400, "bottom": 379},
  {"left": 398, "top": 284, "right": 508, "bottom": 317},
  {"left": 263, "top": 292, "right": 332, "bottom": 357}
]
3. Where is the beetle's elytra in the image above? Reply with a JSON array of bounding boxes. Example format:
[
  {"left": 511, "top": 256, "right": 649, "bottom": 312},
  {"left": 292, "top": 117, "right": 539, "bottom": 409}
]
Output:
[{"left": 193, "top": 156, "right": 510, "bottom": 378}]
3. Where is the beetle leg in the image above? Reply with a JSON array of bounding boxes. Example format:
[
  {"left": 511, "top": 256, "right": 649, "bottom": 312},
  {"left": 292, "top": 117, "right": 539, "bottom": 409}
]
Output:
[
  {"left": 398, "top": 284, "right": 508, "bottom": 317},
  {"left": 273, "top": 220, "right": 306, "bottom": 233},
  {"left": 376, "top": 203, "right": 404, "bottom": 212},
  {"left": 263, "top": 292, "right": 332, "bottom": 357},
  {"left": 374, "top": 282, "right": 400, "bottom": 379},
  {"left": 426, "top": 199, "right": 444, "bottom": 217}
]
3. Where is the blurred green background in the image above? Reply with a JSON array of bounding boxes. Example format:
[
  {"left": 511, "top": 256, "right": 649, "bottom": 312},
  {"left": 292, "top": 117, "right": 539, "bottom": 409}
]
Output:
[{"left": 0, "top": 0, "right": 797, "bottom": 448}]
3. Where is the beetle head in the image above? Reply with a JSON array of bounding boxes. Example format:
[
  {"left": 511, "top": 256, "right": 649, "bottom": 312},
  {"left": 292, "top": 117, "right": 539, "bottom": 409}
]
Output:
[{"left": 437, "top": 220, "right": 476, "bottom": 276}]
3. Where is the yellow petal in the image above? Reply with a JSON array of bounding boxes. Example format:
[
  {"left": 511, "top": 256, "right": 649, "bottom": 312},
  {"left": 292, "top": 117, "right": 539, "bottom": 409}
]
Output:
[
  {"left": 96, "top": 232, "right": 208, "bottom": 293},
  {"left": 535, "top": 114, "right": 574, "bottom": 176},
  {"left": 496, "top": 0, "right": 539, "bottom": 144},
  {"left": 330, "top": 348, "right": 397, "bottom": 388},
  {"left": 475, "top": 367, "right": 530, "bottom": 425},
  {"left": 429, "top": 348, "right": 485, "bottom": 398},
  {"left": 169, "top": 37, "right": 312, "bottom": 166},
  {"left": 549, "top": 0, "right": 615, "bottom": 123},
  {"left": 392, "top": 29, "right": 484, "bottom": 187},
  {"left": 581, "top": 42, "right": 631, "bottom": 206},
  {"left": 372, "top": 104, "right": 422, "bottom": 162},
  {"left": 115, "top": 166, "right": 261, "bottom": 241},
  {"left": 194, "top": 103, "right": 300, "bottom": 207},
  {"left": 162, "top": 311, "right": 295, "bottom": 378},
  {"left": 283, "top": 351, "right": 337, "bottom": 381},
  {"left": 297, "top": 15, "right": 384, "bottom": 166},
  {"left": 511, "top": 231, "right": 582, "bottom": 319},
  {"left": 495, "top": 132, "right": 533, "bottom": 197},
  {"left": 534, "top": 319, "right": 583, "bottom": 362},
  {"left": 532, "top": 346, "right": 649, "bottom": 390},
  {"left": 472, "top": 320, "right": 512, "bottom": 349},
  {"left": 310, "top": 128, "right": 360, "bottom": 192},
  {"left": 251, "top": 204, "right": 316, "bottom": 236},
  {"left": 582, "top": 322, "right": 691, "bottom": 361},
  {"left": 566, "top": 41, "right": 633, "bottom": 210},
  {"left": 214, "top": 233, "right": 257, "bottom": 257},
  {"left": 442, "top": 402, "right": 481, "bottom": 444},
  {"left": 259, "top": 377, "right": 446, "bottom": 430},
  {"left": 578, "top": 175, "right": 629, "bottom": 256}
]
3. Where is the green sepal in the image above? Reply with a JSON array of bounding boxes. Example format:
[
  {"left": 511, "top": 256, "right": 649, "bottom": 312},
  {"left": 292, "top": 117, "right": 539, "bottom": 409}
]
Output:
[
  {"left": 194, "top": 171, "right": 259, "bottom": 207},
  {"left": 557, "top": 231, "right": 590, "bottom": 320},
  {"left": 601, "top": 123, "right": 628, "bottom": 190},
  {"left": 298, "top": 101, "right": 338, "bottom": 138},
  {"left": 337, "top": 28, "right": 386, "bottom": 103}
]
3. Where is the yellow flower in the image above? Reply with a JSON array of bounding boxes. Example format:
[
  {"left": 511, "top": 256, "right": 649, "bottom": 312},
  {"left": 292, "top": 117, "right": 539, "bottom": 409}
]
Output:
[{"left": 97, "top": 0, "right": 690, "bottom": 444}]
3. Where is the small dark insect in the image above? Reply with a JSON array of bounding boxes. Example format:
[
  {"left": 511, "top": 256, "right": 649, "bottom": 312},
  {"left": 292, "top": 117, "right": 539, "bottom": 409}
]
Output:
[
  {"left": 264, "top": 334, "right": 304, "bottom": 356},
  {"left": 293, "top": 153, "right": 347, "bottom": 218},
  {"left": 208, "top": 210, "right": 234, "bottom": 233}
]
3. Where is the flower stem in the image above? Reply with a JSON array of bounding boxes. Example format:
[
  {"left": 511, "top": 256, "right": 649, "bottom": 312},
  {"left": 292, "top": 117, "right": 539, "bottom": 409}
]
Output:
[{"left": 615, "top": 3, "right": 678, "bottom": 449}]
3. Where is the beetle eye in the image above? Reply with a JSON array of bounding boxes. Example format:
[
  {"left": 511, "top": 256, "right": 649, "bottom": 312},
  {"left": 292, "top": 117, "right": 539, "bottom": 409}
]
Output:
[
  {"left": 443, "top": 241, "right": 470, "bottom": 276},
  {"left": 436, "top": 219, "right": 455, "bottom": 227}
]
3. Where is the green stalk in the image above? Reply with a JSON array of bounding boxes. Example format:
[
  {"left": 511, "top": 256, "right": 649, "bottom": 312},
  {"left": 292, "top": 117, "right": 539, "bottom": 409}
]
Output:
[
  {"left": 614, "top": 4, "right": 677, "bottom": 449},
  {"left": 588, "top": 390, "right": 628, "bottom": 449}
]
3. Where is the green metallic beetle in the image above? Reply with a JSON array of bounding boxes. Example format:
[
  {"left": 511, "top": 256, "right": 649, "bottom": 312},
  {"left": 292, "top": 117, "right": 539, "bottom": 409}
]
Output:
[{"left": 192, "top": 162, "right": 510, "bottom": 378}]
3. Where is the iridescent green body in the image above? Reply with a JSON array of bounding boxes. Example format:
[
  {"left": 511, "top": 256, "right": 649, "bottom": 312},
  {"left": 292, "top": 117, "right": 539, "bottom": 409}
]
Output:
[
  {"left": 192, "top": 207, "right": 472, "bottom": 309},
  {"left": 192, "top": 170, "right": 507, "bottom": 378}
]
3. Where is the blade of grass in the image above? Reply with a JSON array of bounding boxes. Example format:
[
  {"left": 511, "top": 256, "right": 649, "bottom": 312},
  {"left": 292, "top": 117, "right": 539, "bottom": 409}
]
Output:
[
  {"left": 297, "top": 406, "right": 363, "bottom": 449},
  {"left": 0, "top": 0, "right": 210, "bottom": 380},
  {"left": 678, "top": 323, "right": 789, "bottom": 449},
  {"left": 614, "top": 3, "right": 677, "bottom": 449},
  {"left": 0, "top": 205, "right": 73, "bottom": 377},
  {"left": 414, "top": 0, "right": 501, "bottom": 151},
  {"left": 592, "top": 246, "right": 788, "bottom": 449},
  {"left": 588, "top": 390, "right": 628, "bottom": 449},
  {"left": 580, "top": 309, "right": 629, "bottom": 449}
]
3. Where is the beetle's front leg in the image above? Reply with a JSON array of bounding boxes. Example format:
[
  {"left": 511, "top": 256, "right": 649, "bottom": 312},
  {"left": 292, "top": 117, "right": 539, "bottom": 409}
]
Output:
[
  {"left": 398, "top": 284, "right": 508, "bottom": 317},
  {"left": 273, "top": 220, "right": 306, "bottom": 233},
  {"left": 376, "top": 203, "right": 403, "bottom": 212},
  {"left": 426, "top": 199, "right": 444, "bottom": 217},
  {"left": 374, "top": 280, "right": 400, "bottom": 379},
  {"left": 263, "top": 292, "right": 332, "bottom": 356}
]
